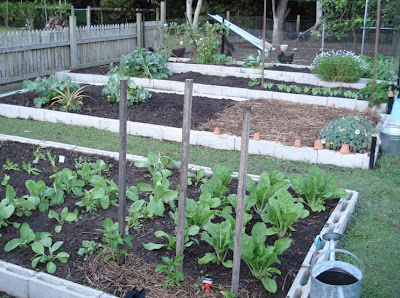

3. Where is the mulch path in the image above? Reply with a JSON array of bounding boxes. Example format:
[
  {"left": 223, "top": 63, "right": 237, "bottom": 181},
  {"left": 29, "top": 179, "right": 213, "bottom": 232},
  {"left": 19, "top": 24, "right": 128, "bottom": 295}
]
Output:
[
  {"left": 0, "top": 141, "right": 340, "bottom": 297},
  {"left": 0, "top": 85, "right": 380, "bottom": 148}
]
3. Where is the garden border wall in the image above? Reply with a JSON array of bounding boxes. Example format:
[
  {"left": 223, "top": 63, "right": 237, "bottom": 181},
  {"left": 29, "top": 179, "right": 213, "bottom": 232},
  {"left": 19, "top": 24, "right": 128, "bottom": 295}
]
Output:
[
  {"left": 0, "top": 96, "right": 375, "bottom": 169},
  {"left": 0, "top": 134, "right": 359, "bottom": 298},
  {"left": 55, "top": 71, "right": 387, "bottom": 113}
]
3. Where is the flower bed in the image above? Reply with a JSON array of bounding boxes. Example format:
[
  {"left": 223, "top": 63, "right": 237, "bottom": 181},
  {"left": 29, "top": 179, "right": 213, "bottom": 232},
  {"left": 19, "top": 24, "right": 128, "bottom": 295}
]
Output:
[{"left": 0, "top": 136, "right": 359, "bottom": 297}]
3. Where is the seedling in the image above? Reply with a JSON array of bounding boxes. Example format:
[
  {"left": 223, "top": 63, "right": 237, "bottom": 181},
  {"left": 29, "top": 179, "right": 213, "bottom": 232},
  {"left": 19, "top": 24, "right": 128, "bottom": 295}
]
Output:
[
  {"left": 5, "top": 223, "right": 51, "bottom": 252},
  {"left": 187, "top": 169, "right": 205, "bottom": 186},
  {"left": 22, "top": 161, "right": 42, "bottom": 175},
  {"left": 155, "top": 255, "right": 184, "bottom": 289},
  {"left": 2, "top": 159, "right": 20, "bottom": 171},
  {"left": 248, "top": 78, "right": 261, "bottom": 87},
  {"left": 1, "top": 175, "right": 10, "bottom": 186},
  {"left": 32, "top": 148, "right": 46, "bottom": 164},
  {"left": 48, "top": 207, "right": 78, "bottom": 233},
  {"left": 78, "top": 240, "right": 103, "bottom": 260},
  {"left": 31, "top": 240, "right": 70, "bottom": 274}
]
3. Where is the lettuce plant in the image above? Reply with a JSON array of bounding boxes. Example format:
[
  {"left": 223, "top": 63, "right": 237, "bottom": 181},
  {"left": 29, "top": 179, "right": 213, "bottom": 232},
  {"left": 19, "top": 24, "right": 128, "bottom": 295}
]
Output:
[
  {"left": 31, "top": 240, "right": 70, "bottom": 274},
  {"left": 54, "top": 168, "right": 85, "bottom": 197},
  {"left": 78, "top": 240, "right": 103, "bottom": 260},
  {"left": 134, "top": 152, "right": 174, "bottom": 178},
  {"left": 185, "top": 192, "right": 220, "bottom": 229},
  {"left": 241, "top": 222, "right": 292, "bottom": 293},
  {"left": 289, "top": 166, "right": 348, "bottom": 212}
]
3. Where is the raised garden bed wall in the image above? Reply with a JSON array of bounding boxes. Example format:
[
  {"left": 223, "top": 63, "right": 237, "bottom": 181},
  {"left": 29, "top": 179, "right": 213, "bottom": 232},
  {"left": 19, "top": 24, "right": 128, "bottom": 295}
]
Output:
[
  {"left": 0, "top": 134, "right": 359, "bottom": 298},
  {"left": 56, "top": 71, "right": 387, "bottom": 113}
]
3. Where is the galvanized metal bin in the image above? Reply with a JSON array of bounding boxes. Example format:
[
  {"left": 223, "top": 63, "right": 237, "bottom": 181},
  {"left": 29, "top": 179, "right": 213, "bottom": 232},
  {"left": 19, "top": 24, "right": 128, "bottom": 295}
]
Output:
[{"left": 380, "top": 123, "right": 400, "bottom": 156}]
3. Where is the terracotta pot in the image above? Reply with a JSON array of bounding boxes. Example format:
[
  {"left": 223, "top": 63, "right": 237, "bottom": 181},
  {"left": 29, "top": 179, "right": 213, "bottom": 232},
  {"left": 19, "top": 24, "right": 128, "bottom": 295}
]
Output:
[
  {"left": 294, "top": 139, "right": 302, "bottom": 148},
  {"left": 339, "top": 143, "right": 350, "bottom": 154},
  {"left": 253, "top": 133, "right": 261, "bottom": 141},
  {"left": 388, "top": 90, "right": 394, "bottom": 98},
  {"left": 364, "top": 107, "right": 369, "bottom": 113},
  {"left": 314, "top": 140, "right": 324, "bottom": 150},
  {"left": 331, "top": 103, "right": 336, "bottom": 108},
  {"left": 213, "top": 127, "right": 221, "bottom": 135}
]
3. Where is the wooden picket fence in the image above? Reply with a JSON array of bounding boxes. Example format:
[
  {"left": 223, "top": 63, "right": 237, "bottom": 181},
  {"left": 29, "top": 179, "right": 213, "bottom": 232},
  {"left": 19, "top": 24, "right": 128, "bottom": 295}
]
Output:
[{"left": 0, "top": 21, "right": 163, "bottom": 84}]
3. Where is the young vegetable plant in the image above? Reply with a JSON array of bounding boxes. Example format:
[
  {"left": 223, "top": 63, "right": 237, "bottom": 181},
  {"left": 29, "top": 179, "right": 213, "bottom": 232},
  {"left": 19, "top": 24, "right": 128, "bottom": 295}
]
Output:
[
  {"left": 96, "top": 218, "right": 132, "bottom": 265},
  {"left": 134, "top": 152, "right": 174, "bottom": 178},
  {"left": 22, "top": 161, "right": 42, "bottom": 175},
  {"left": 48, "top": 207, "right": 78, "bottom": 233},
  {"left": 187, "top": 169, "right": 205, "bottom": 186},
  {"left": 31, "top": 240, "right": 70, "bottom": 274},
  {"left": 76, "top": 178, "right": 117, "bottom": 212},
  {"left": 200, "top": 165, "right": 233, "bottom": 198},
  {"left": 46, "top": 151, "right": 58, "bottom": 172},
  {"left": 54, "top": 168, "right": 85, "bottom": 197},
  {"left": 1, "top": 175, "right": 10, "bottom": 186},
  {"left": 293, "top": 85, "right": 302, "bottom": 94},
  {"left": 248, "top": 78, "right": 261, "bottom": 87},
  {"left": 261, "top": 190, "right": 309, "bottom": 237},
  {"left": 25, "top": 180, "right": 48, "bottom": 212},
  {"left": 78, "top": 240, "right": 103, "bottom": 260},
  {"left": 155, "top": 255, "right": 184, "bottom": 290},
  {"left": 312, "top": 87, "right": 322, "bottom": 96},
  {"left": 3, "top": 159, "right": 20, "bottom": 171},
  {"left": 184, "top": 192, "right": 221, "bottom": 229},
  {"left": 263, "top": 82, "right": 274, "bottom": 90},
  {"left": 289, "top": 166, "right": 348, "bottom": 212},
  {"left": 143, "top": 225, "right": 199, "bottom": 251},
  {"left": 32, "top": 148, "right": 46, "bottom": 164},
  {"left": 277, "top": 84, "right": 285, "bottom": 91},
  {"left": 5, "top": 223, "right": 51, "bottom": 252},
  {"left": 0, "top": 187, "right": 16, "bottom": 236},
  {"left": 241, "top": 222, "right": 292, "bottom": 293},
  {"left": 4, "top": 185, "right": 38, "bottom": 217},
  {"left": 303, "top": 86, "right": 310, "bottom": 93}
]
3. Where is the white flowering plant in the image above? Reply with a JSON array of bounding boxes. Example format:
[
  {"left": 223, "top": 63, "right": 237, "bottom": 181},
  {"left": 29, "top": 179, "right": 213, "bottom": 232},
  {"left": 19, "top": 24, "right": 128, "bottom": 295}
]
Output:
[
  {"left": 311, "top": 50, "right": 369, "bottom": 83},
  {"left": 319, "top": 114, "right": 377, "bottom": 153}
]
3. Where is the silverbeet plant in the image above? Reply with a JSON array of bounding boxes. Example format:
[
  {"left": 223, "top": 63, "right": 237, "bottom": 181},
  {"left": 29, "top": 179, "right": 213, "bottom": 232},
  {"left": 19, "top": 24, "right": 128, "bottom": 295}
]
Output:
[
  {"left": 48, "top": 207, "right": 78, "bottom": 233},
  {"left": 31, "top": 240, "right": 70, "bottom": 274},
  {"left": 5, "top": 223, "right": 51, "bottom": 252}
]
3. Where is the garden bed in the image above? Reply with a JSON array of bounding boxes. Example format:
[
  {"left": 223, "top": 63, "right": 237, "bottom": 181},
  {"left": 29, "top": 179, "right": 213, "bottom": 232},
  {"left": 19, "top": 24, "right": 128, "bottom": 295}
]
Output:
[
  {"left": 0, "top": 137, "right": 357, "bottom": 297},
  {"left": 0, "top": 85, "right": 380, "bottom": 148}
]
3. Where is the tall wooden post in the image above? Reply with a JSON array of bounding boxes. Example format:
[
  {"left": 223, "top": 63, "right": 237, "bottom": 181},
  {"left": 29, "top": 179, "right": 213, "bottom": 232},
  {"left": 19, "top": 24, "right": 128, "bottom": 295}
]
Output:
[
  {"left": 261, "top": 0, "right": 267, "bottom": 86},
  {"left": 231, "top": 106, "right": 251, "bottom": 296},
  {"left": 136, "top": 13, "right": 143, "bottom": 48},
  {"left": 226, "top": 11, "right": 230, "bottom": 37},
  {"left": 118, "top": 79, "right": 128, "bottom": 264},
  {"left": 160, "top": 1, "right": 166, "bottom": 25},
  {"left": 156, "top": 8, "right": 160, "bottom": 22},
  {"left": 371, "top": 0, "right": 381, "bottom": 94},
  {"left": 69, "top": 12, "right": 78, "bottom": 70},
  {"left": 176, "top": 79, "right": 194, "bottom": 270},
  {"left": 296, "top": 15, "right": 300, "bottom": 41},
  {"left": 86, "top": 6, "right": 91, "bottom": 27}
]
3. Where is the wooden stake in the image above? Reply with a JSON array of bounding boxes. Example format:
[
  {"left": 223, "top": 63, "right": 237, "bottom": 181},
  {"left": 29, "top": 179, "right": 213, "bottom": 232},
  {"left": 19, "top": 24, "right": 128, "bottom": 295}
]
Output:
[
  {"left": 231, "top": 105, "right": 251, "bottom": 296},
  {"left": 261, "top": 0, "right": 267, "bottom": 86},
  {"left": 176, "top": 79, "right": 194, "bottom": 270},
  {"left": 118, "top": 79, "right": 128, "bottom": 264},
  {"left": 371, "top": 0, "right": 381, "bottom": 94}
]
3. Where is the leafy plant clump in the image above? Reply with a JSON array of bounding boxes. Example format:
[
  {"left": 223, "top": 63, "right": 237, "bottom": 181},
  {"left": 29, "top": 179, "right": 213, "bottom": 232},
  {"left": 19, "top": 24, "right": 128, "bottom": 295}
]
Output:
[
  {"left": 50, "top": 84, "right": 88, "bottom": 112},
  {"left": 319, "top": 114, "right": 378, "bottom": 153},
  {"left": 311, "top": 50, "right": 368, "bottom": 83},
  {"left": 362, "top": 54, "right": 399, "bottom": 82},
  {"left": 359, "top": 80, "right": 390, "bottom": 107},
  {"left": 155, "top": 255, "right": 185, "bottom": 289},
  {"left": 109, "top": 47, "right": 171, "bottom": 79},
  {"left": 102, "top": 74, "right": 151, "bottom": 106}
]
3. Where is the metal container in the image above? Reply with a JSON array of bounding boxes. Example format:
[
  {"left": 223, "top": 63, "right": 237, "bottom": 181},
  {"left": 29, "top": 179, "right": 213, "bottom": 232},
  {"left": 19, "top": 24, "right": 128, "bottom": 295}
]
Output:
[
  {"left": 310, "top": 249, "right": 363, "bottom": 298},
  {"left": 380, "top": 123, "right": 400, "bottom": 156}
]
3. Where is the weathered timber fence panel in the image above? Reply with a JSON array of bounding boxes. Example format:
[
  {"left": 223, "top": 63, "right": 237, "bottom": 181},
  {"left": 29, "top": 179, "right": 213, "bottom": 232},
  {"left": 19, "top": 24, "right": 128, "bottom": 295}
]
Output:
[{"left": 0, "top": 21, "right": 163, "bottom": 84}]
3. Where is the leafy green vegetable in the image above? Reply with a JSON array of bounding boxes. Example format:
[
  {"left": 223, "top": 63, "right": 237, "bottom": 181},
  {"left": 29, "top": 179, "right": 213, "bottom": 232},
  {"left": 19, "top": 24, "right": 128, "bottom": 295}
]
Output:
[
  {"left": 31, "top": 240, "right": 70, "bottom": 274},
  {"left": 54, "top": 168, "right": 85, "bottom": 197},
  {"left": 184, "top": 192, "right": 220, "bottom": 229},
  {"left": 248, "top": 78, "right": 261, "bottom": 87},
  {"left": 289, "top": 166, "right": 348, "bottom": 212},
  {"left": 155, "top": 255, "right": 184, "bottom": 289},
  {"left": 48, "top": 207, "right": 78, "bottom": 233},
  {"left": 5, "top": 223, "right": 51, "bottom": 252},
  {"left": 143, "top": 225, "right": 199, "bottom": 251},
  {"left": 3, "top": 159, "right": 20, "bottom": 171},
  {"left": 78, "top": 240, "right": 103, "bottom": 260}
]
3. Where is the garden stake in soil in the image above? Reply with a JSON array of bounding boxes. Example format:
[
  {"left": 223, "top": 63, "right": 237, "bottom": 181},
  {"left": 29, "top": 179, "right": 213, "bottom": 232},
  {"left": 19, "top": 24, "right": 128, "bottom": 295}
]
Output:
[
  {"left": 232, "top": 105, "right": 251, "bottom": 296},
  {"left": 176, "top": 79, "right": 194, "bottom": 269},
  {"left": 118, "top": 79, "right": 128, "bottom": 264}
]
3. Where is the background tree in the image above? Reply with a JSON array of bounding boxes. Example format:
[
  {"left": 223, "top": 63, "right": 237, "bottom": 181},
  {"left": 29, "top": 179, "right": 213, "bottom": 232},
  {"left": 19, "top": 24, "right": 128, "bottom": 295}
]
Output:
[{"left": 186, "top": 0, "right": 203, "bottom": 29}]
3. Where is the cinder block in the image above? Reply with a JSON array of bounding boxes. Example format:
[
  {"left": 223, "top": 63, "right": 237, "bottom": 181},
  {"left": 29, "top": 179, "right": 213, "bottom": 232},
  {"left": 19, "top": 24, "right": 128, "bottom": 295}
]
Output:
[
  {"left": 0, "top": 262, "right": 35, "bottom": 298},
  {"left": 316, "top": 81, "right": 341, "bottom": 88},
  {"left": 277, "top": 76, "right": 295, "bottom": 83},
  {"left": 274, "top": 144, "right": 318, "bottom": 163},
  {"left": 0, "top": 104, "right": 20, "bottom": 118},
  {"left": 161, "top": 126, "right": 182, "bottom": 142},
  {"left": 40, "top": 140, "right": 77, "bottom": 151},
  {"left": 154, "top": 79, "right": 176, "bottom": 91},
  {"left": 44, "top": 110, "right": 72, "bottom": 125},
  {"left": 19, "top": 106, "right": 45, "bottom": 121},
  {"left": 196, "top": 131, "right": 235, "bottom": 150},
  {"left": 235, "top": 138, "right": 276, "bottom": 156},
  {"left": 327, "top": 97, "right": 357, "bottom": 110},
  {"left": 247, "top": 89, "right": 271, "bottom": 100},
  {"left": 69, "top": 114, "right": 101, "bottom": 129},
  {"left": 317, "top": 149, "right": 364, "bottom": 168},
  {"left": 219, "top": 86, "right": 247, "bottom": 99},
  {"left": 361, "top": 153, "right": 371, "bottom": 170},
  {"left": 355, "top": 100, "right": 369, "bottom": 112},
  {"left": 99, "top": 118, "right": 119, "bottom": 133},
  {"left": 127, "top": 121, "right": 163, "bottom": 140},
  {"left": 272, "top": 92, "right": 299, "bottom": 103},
  {"left": 91, "top": 74, "right": 108, "bottom": 85},
  {"left": 174, "top": 81, "right": 185, "bottom": 92},
  {"left": 298, "top": 95, "right": 327, "bottom": 106},
  {"left": 132, "top": 78, "right": 153, "bottom": 88}
]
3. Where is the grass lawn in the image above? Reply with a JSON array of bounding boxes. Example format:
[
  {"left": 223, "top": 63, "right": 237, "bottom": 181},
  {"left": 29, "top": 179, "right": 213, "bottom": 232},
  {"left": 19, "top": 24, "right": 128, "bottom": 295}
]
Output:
[
  {"left": 0, "top": 116, "right": 399, "bottom": 297},
  {"left": 0, "top": 26, "right": 21, "bottom": 33}
]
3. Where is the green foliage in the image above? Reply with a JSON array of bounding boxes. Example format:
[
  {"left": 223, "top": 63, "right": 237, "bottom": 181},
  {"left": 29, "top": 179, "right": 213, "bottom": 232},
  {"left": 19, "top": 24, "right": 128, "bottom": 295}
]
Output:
[
  {"left": 25, "top": 179, "right": 48, "bottom": 212},
  {"left": 1, "top": 175, "right": 10, "bottom": 186},
  {"left": 3, "top": 185, "right": 37, "bottom": 218},
  {"left": 319, "top": 114, "right": 378, "bottom": 153},
  {"left": 311, "top": 51, "right": 368, "bottom": 83},
  {"left": 54, "top": 168, "right": 85, "bottom": 197},
  {"left": 187, "top": 169, "right": 205, "bottom": 186},
  {"left": 5, "top": 223, "right": 51, "bottom": 252},
  {"left": 110, "top": 47, "right": 171, "bottom": 79},
  {"left": 50, "top": 84, "right": 88, "bottom": 112},
  {"left": 211, "top": 54, "right": 234, "bottom": 65},
  {"left": 263, "top": 82, "right": 275, "bottom": 90},
  {"left": 46, "top": 151, "right": 57, "bottom": 169},
  {"left": 22, "top": 161, "right": 41, "bottom": 175},
  {"left": 143, "top": 225, "right": 199, "bottom": 251},
  {"left": 96, "top": 218, "right": 132, "bottom": 265},
  {"left": 102, "top": 74, "right": 151, "bottom": 106},
  {"left": 261, "top": 190, "right": 309, "bottom": 238},
  {"left": 362, "top": 54, "right": 399, "bottom": 82},
  {"left": 241, "top": 222, "right": 291, "bottom": 293},
  {"left": 196, "top": 22, "right": 226, "bottom": 64},
  {"left": 125, "top": 199, "right": 147, "bottom": 231},
  {"left": 32, "top": 148, "right": 46, "bottom": 164},
  {"left": 76, "top": 177, "right": 117, "bottom": 212},
  {"left": 23, "top": 75, "right": 80, "bottom": 108},
  {"left": 134, "top": 152, "right": 174, "bottom": 177},
  {"left": 155, "top": 255, "right": 184, "bottom": 289},
  {"left": 248, "top": 78, "right": 260, "bottom": 87},
  {"left": 48, "top": 207, "right": 78, "bottom": 233},
  {"left": 221, "top": 289, "right": 235, "bottom": 298},
  {"left": 0, "top": 187, "right": 16, "bottom": 236},
  {"left": 243, "top": 50, "right": 269, "bottom": 68},
  {"left": 77, "top": 240, "right": 103, "bottom": 260},
  {"left": 289, "top": 166, "right": 348, "bottom": 212},
  {"left": 3, "top": 159, "right": 20, "bottom": 171},
  {"left": 200, "top": 165, "right": 232, "bottom": 198},
  {"left": 185, "top": 192, "right": 220, "bottom": 229},
  {"left": 359, "top": 80, "right": 390, "bottom": 107},
  {"left": 31, "top": 240, "right": 70, "bottom": 274}
]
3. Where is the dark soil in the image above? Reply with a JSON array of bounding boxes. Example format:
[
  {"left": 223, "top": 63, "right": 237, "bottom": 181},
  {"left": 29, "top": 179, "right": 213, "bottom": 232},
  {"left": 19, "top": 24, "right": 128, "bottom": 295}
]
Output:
[
  {"left": 0, "top": 86, "right": 234, "bottom": 129},
  {"left": 0, "top": 141, "right": 340, "bottom": 297}
]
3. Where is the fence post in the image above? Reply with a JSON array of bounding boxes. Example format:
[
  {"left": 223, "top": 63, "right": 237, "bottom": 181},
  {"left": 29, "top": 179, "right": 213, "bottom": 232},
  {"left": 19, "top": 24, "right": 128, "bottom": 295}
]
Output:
[
  {"left": 321, "top": 23, "right": 326, "bottom": 53},
  {"left": 160, "top": 1, "right": 166, "bottom": 25},
  {"left": 136, "top": 13, "right": 143, "bottom": 48},
  {"left": 226, "top": 11, "right": 230, "bottom": 36},
  {"left": 69, "top": 12, "right": 78, "bottom": 70},
  {"left": 296, "top": 15, "right": 300, "bottom": 41},
  {"left": 86, "top": 6, "right": 91, "bottom": 27}
]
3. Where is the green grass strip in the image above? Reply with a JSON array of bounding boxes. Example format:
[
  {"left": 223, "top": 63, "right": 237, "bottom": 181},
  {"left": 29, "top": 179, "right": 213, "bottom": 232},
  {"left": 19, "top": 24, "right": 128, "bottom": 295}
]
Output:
[{"left": 0, "top": 116, "right": 399, "bottom": 297}]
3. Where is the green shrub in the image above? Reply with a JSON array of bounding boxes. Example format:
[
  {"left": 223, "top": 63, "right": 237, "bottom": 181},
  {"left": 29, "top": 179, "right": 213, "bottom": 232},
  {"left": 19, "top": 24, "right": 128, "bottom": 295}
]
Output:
[
  {"left": 319, "top": 114, "right": 377, "bottom": 153},
  {"left": 311, "top": 50, "right": 368, "bottom": 83},
  {"left": 196, "top": 22, "right": 227, "bottom": 64},
  {"left": 102, "top": 74, "right": 151, "bottom": 106},
  {"left": 359, "top": 80, "right": 390, "bottom": 107},
  {"left": 362, "top": 54, "right": 398, "bottom": 82},
  {"left": 211, "top": 54, "right": 234, "bottom": 65},
  {"left": 109, "top": 48, "right": 171, "bottom": 79}
]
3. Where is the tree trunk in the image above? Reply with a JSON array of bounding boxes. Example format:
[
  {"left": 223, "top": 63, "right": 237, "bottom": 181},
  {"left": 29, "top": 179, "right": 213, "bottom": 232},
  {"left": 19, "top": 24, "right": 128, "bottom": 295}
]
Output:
[
  {"left": 316, "top": 0, "right": 323, "bottom": 26},
  {"left": 192, "top": 0, "right": 203, "bottom": 29},
  {"left": 186, "top": 0, "right": 193, "bottom": 24},
  {"left": 272, "top": 0, "right": 289, "bottom": 46}
]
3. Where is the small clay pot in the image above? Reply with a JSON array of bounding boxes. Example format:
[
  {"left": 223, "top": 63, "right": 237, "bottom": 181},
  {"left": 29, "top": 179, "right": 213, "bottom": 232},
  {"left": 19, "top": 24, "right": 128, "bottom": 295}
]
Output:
[
  {"left": 314, "top": 140, "right": 324, "bottom": 150},
  {"left": 388, "top": 90, "right": 394, "bottom": 98},
  {"left": 214, "top": 127, "right": 221, "bottom": 135},
  {"left": 364, "top": 107, "right": 370, "bottom": 113},
  {"left": 339, "top": 143, "right": 350, "bottom": 154},
  {"left": 294, "top": 139, "right": 302, "bottom": 148},
  {"left": 253, "top": 133, "right": 261, "bottom": 141},
  {"left": 331, "top": 103, "right": 336, "bottom": 108}
]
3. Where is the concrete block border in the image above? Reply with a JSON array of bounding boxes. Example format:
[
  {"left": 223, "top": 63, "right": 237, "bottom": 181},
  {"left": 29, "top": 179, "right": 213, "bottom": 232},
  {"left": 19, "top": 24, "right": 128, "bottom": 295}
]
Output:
[
  {"left": 0, "top": 134, "right": 359, "bottom": 298},
  {"left": 0, "top": 99, "right": 380, "bottom": 169},
  {"left": 55, "top": 71, "right": 386, "bottom": 113}
]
